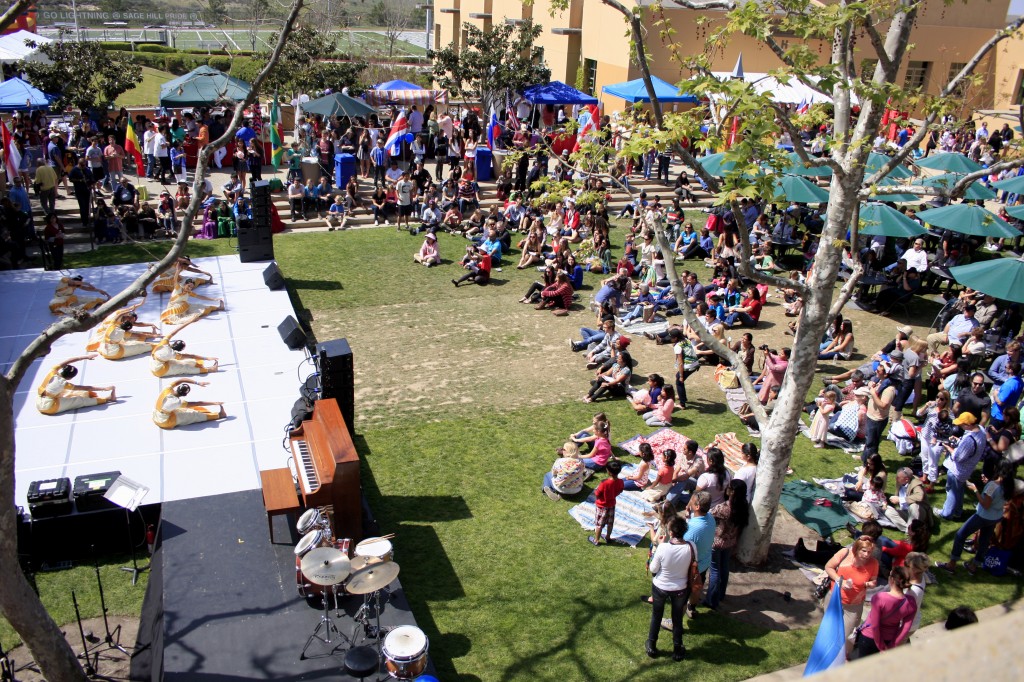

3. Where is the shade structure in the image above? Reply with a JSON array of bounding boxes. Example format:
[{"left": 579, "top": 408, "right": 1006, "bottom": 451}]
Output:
[
  {"left": 915, "top": 152, "right": 983, "bottom": 174},
  {"left": 868, "top": 177, "right": 919, "bottom": 203},
  {"left": 916, "top": 203, "right": 1020, "bottom": 238},
  {"left": 0, "top": 77, "right": 54, "bottom": 111},
  {"left": 993, "top": 173, "right": 1024, "bottom": 194},
  {"left": 696, "top": 151, "right": 740, "bottom": 176},
  {"left": 601, "top": 76, "right": 698, "bottom": 104},
  {"left": 782, "top": 152, "right": 833, "bottom": 177},
  {"left": 1005, "top": 204, "right": 1024, "bottom": 221},
  {"left": 709, "top": 71, "right": 858, "bottom": 106},
  {"left": 772, "top": 175, "right": 829, "bottom": 204},
  {"left": 949, "top": 257, "right": 1024, "bottom": 303},
  {"left": 363, "top": 80, "right": 447, "bottom": 107},
  {"left": 858, "top": 203, "right": 927, "bottom": 237},
  {"left": 522, "top": 80, "right": 597, "bottom": 105},
  {"left": 0, "top": 30, "right": 51, "bottom": 64},
  {"left": 301, "top": 92, "right": 376, "bottom": 118},
  {"left": 160, "top": 66, "right": 251, "bottom": 107},
  {"left": 917, "top": 173, "right": 996, "bottom": 201},
  {"left": 863, "top": 151, "right": 913, "bottom": 179}
]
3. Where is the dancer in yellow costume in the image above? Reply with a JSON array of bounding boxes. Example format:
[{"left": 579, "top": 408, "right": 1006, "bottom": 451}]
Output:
[
  {"left": 86, "top": 295, "right": 159, "bottom": 352},
  {"left": 151, "top": 318, "right": 219, "bottom": 377},
  {"left": 36, "top": 355, "right": 117, "bottom": 415},
  {"left": 160, "top": 277, "right": 224, "bottom": 325},
  {"left": 152, "top": 257, "right": 214, "bottom": 294},
  {"left": 152, "top": 379, "right": 226, "bottom": 429},
  {"left": 49, "top": 275, "right": 110, "bottom": 315}
]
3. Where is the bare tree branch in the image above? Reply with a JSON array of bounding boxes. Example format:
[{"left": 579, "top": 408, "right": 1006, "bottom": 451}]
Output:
[
  {"left": 0, "top": 0, "right": 32, "bottom": 34},
  {"left": 862, "top": 17, "right": 894, "bottom": 75},
  {"left": 769, "top": 103, "right": 844, "bottom": 175}
]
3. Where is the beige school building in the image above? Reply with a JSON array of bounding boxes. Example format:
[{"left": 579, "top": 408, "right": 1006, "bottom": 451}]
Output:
[{"left": 433, "top": 0, "right": 1024, "bottom": 121}]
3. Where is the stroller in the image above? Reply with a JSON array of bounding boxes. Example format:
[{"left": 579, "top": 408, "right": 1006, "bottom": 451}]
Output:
[{"left": 888, "top": 417, "right": 922, "bottom": 473}]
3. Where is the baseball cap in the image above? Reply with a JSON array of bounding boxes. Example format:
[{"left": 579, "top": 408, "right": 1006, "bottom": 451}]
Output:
[
  {"left": 953, "top": 412, "right": 977, "bottom": 426},
  {"left": 897, "top": 325, "right": 913, "bottom": 336}
]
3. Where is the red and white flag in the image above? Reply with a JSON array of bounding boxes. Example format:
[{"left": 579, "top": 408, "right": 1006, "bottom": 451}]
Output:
[
  {"left": 573, "top": 104, "right": 602, "bottom": 152},
  {"left": 2, "top": 120, "right": 21, "bottom": 181},
  {"left": 385, "top": 111, "right": 409, "bottom": 156}
]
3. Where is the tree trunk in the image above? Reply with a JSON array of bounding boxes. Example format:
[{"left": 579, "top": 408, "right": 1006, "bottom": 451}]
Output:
[{"left": 0, "top": 378, "right": 87, "bottom": 681}]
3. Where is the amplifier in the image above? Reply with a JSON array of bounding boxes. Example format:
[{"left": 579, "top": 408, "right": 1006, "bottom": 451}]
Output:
[
  {"left": 317, "top": 338, "right": 354, "bottom": 433},
  {"left": 27, "top": 477, "right": 72, "bottom": 518},
  {"left": 73, "top": 471, "right": 122, "bottom": 512}
]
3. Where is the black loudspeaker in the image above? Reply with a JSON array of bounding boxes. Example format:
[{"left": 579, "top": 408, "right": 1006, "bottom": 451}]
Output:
[
  {"left": 263, "top": 262, "right": 285, "bottom": 290},
  {"left": 277, "top": 315, "right": 307, "bottom": 350},
  {"left": 318, "top": 338, "right": 354, "bottom": 433},
  {"left": 239, "top": 181, "right": 275, "bottom": 263}
]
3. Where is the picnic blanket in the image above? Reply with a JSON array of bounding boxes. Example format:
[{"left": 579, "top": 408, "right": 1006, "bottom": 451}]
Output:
[
  {"left": 798, "top": 422, "right": 864, "bottom": 453},
  {"left": 720, "top": 385, "right": 761, "bottom": 437},
  {"left": 708, "top": 432, "right": 753, "bottom": 473},
  {"left": 617, "top": 427, "right": 692, "bottom": 458},
  {"left": 812, "top": 476, "right": 899, "bottom": 528},
  {"left": 620, "top": 318, "right": 670, "bottom": 336},
  {"left": 568, "top": 486, "right": 655, "bottom": 546},
  {"left": 780, "top": 480, "right": 857, "bottom": 538}
]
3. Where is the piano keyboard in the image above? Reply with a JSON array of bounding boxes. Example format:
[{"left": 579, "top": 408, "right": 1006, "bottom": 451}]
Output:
[{"left": 290, "top": 439, "right": 321, "bottom": 493}]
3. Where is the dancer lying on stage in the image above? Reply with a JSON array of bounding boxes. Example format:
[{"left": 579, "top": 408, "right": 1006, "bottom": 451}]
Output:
[
  {"left": 49, "top": 275, "right": 110, "bottom": 315},
  {"left": 151, "top": 318, "right": 219, "bottom": 377},
  {"left": 152, "top": 379, "right": 227, "bottom": 429},
  {"left": 160, "top": 278, "right": 224, "bottom": 325},
  {"left": 36, "top": 355, "right": 116, "bottom": 415},
  {"left": 85, "top": 295, "right": 158, "bottom": 352},
  {"left": 151, "top": 257, "right": 215, "bottom": 294}
]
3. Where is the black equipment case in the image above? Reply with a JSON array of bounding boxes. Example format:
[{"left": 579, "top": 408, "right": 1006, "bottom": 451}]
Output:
[
  {"left": 26, "top": 477, "right": 73, "bottom": 518},
  {"left": 72, "top": 471, "right": 122, "bottom": 512}
]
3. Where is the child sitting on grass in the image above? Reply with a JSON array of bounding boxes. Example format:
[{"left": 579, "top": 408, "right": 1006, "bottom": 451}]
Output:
[{"left": 590, "top": 460, "right": 624, "bottom": 546}]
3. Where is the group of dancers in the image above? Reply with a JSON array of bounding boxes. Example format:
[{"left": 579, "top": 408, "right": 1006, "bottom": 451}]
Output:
[{"left": 37, "top": 258, "right": 228, "bottom": 429}]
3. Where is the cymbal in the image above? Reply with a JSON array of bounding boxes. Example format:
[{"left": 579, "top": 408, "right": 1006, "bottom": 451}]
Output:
[
  {"left": 300, "top": 546, "right": 351, "bottom": 586},
  {"left": 345, "top": 561, "right": 400, "bottom": 594}
]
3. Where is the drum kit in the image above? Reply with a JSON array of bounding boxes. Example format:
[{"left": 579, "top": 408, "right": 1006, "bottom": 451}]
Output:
[{"left": 293, "top": 510, "right": 429, "bottom": 679}]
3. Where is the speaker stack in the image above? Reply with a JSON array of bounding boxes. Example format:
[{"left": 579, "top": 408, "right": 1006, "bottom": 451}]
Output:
[
  {"left": 239, "top": 180, "right": 274, "bottom": 263},
  {"left": 317, "top": 338, "right": 355, "bottom": 434}
]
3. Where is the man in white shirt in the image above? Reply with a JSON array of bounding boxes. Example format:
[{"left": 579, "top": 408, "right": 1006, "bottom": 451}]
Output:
[
  {"left": 385, "top": 159, "right": 404, "bottom": 185},
  {"left": 900, "top": 238, "right": 929, "bottom": 273},
  {"left": 142, "top": 122, "right": 159, "bottom": 180}
]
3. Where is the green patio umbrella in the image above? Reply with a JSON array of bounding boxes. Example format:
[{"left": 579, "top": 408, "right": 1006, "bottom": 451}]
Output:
[
  {"left": 916, "top": 172, "right": 996, "bottom": 201},
  {"left": 868, "top": 177, "right": 920, "bottom": 203},
  {"left": 915, "top": 153, "right": 983, "bottom": 174},
  {"left": 697, "top": 152, "right": 741, "bottom": 176},
  {"left": 301, "top": 92, "right": 377, "bottom": 118},
  {"left": 1005, "top": 204, "right": 1024, "bottom": 220},
  {"left": 772, "top": 175, "right": 830, "bottom": 204},
  {"left": 159, "top": 65, "right": 251, "bottom": 107},
  {"left": 993, "top": 174, "right": 1024, "bottom": 194},
  {"left": 857, "top": 203, "right": 927, "bottom": 237},
  {"left": 782, "top": 151, "right": 833, "bottom": 177},
  {"left": 916, "top": 203, "right": 1019, "bottom": 238},
  {"left": 863, "top": 151, "right": 913, "bottom": 179},
  {"left": 949, "top": 257, "right": 1024, "bottom": 303}
]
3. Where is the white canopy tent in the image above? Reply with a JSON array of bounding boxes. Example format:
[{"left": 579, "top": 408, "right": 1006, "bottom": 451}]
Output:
[
  {"left": 0, "top": 30, "right": 52, "bottom": 65},
  {"left": 710, "top": 71, "right": 859, "bottom": 106}
]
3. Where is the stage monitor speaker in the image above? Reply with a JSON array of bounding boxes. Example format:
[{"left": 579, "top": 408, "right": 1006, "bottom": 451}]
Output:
[
  {"left": 263, "top": 262, "right": 285, "bottom": 290},
  {"left": 317, "top": 338, "right": 354, "bottom": 432},
  {"left": 277, "top": 315, "right": 307, "bottom": 350}
]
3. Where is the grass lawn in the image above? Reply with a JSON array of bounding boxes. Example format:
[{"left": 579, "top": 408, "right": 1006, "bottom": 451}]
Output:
[
  {"left": 115, "top": 66, "right": 176, "bottom": 109},
  {"left": 5, "top": 220, "right": 1022, "bottom": 678}
]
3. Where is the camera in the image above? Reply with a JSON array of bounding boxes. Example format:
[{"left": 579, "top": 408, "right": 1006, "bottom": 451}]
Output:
[{"left": 759, "top": 344, "right": 770, "bottom": 351}]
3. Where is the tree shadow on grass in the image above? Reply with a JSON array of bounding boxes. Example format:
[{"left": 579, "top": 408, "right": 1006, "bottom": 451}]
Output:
[{"left": 287, "top": 278, "right": 343, "bottom": 291}]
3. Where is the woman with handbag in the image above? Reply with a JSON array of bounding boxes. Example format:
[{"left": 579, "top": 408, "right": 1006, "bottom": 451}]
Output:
[
  {"left": 704, "top": 479, "right": 750, "bottom": 610},
  {"left": 823, "top": 536, "right": 879, "bottom": 653},
  {"left": 646, "top": 516, "right": 693, "bottom": 662}
]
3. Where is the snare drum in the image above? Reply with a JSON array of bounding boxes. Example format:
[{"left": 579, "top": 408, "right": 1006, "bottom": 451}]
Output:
[
  {"left": 354, "top": 537, "right": 394, "bottom": 564},
  {"left": 382, "top": 625, "right": 428, "bottom": 680},
  {"left": 294, "top": 529, "right": 325, "bottom": 558},
  {"left": 296, "top": 508, "right": 323, "bottom": 534}
]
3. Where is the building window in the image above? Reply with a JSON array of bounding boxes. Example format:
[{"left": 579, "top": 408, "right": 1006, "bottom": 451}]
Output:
[
  {"left": 859, "top": 59, "right": 878, "bottom": 82},
  {"left": 904, "top": 61, "right": 930, "bottom": 90},
  {"left": 947, "top": 62, "right": 968, "bottom": 96},
  {"left": 584, "top": 58, "right": 597, "bottom": 95}
]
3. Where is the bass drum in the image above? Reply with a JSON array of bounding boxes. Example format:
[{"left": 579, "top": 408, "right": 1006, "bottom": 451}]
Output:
[{"left": 382, "top": 625, "right": 428, "bottom": 680}]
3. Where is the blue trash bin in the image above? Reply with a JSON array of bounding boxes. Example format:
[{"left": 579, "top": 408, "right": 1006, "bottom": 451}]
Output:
[
  {"left": 335, "top": 153, "right": 357, "bottom": 189},
  {"left": 475, "top": 147, "right": 492, "bottom": 182}
]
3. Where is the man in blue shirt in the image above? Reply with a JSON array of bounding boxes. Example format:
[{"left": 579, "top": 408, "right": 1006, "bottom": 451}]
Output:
[
  {"left": 235, "top": 120, "right": 256, "bottom": 147},
  {"left": 682, "top": 491, "right": 716, "bottom": 618},
  {"left": 927, "top": 304, "right": 979, "bottom": 355},
  {"left": 8, "top": 176, "right": 31, "bottom": 215},
  {"left": 480, "top": 227, "right": 503, "bottom": 266},
  {"left": 991, "top": 362, "right": 1023, "bottom": 428}
]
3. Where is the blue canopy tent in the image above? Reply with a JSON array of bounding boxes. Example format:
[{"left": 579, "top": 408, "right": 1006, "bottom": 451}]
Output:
[
  {"left": 0, "top": 77, "right": 54, "bottom": 112},
  {"left": 521, "top": 80, "right": 598, "bottom": 105},
  {"left": 601, "top": 76, "right": 698, "bottom": 103}
]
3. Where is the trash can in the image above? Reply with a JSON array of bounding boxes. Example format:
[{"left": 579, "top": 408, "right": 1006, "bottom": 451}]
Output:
[
  {"left": 492, "top": 149, "right": 509, "bottom": 178},
  {"left": 475, "top": 147, "right": 492, "bottom": 182},
  {"left": 335, "top": 153, "right": 357, "bottom": 189},
  {"left": 301, "top": 157, "right": 320, "bottom": 184}
]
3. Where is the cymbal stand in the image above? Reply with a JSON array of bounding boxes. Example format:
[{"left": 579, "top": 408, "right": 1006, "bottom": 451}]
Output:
[
  {"left": 299, "top": 581, "right": 349, "bottom": 660},
  {"left": 352, "top": 587, "right": 391, "bottom": 654}
]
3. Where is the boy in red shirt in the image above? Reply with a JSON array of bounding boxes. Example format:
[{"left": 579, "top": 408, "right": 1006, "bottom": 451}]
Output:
[{"left": 590, "top": 460, "right": 624, "bottom": 546}]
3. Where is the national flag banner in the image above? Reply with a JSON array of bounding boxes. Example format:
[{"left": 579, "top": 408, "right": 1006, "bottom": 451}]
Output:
[
  {"left": 506, "top": 103, "right": 521, "bottom": 133},
  {"left": 269, "top": 98, "right": 284, "bottom": 170},
  {"left": 124, "top": 122, "right": 144, "bottom": 176},
  {"left": 797, "top": 98, "right": 810, "bottom": 114},
  {"left": 385, "top": 111, "right": 409, "bottom": 156},
  {"left": 294, "top": 99, "right": 303, "bottom": 145},
  {"left": 803, "top": 583, "right": 846, "bottom": 676},
  {"left": 487, "top": 107, "right": 500, "bottom": 150},
  {"left": 2, "top": 120, "right": 21, "bottom": 181},
  {"left": 726, "top": 115, "right": 741, "bottom": 149}
]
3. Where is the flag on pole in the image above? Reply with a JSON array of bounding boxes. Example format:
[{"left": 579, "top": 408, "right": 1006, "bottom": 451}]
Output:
[
  {"left": 506, "top": 102, "right": 521, "bottom": 133},
  {"left": 2, "top": 120, "right": 21, "bottom": 181},
  {"left": 270, "top": 98, "right": 284, "bottom": 170},
  {"left": 294, "top": 98, "right": 303, "bottom": 146},
  {"left": 487, "top": 106, "right": 500, "bottom": 150},
  {"left": 384, "top": 111, "right": 409, "bottom": 156},
  {"left": 573, "top": 103, "right": 602, "bottom": 152},
  {"left": 726, "top": 116, "right": 741, "bottom": 149},
  {"left": 124, "top": 122, "right": 144, "bottom": 176},
  {"left": 797, "top": 98, "right": 810, "bottom": 114},
  {"left": 803, "top": 583, "right": 846, "bottom": 676}
]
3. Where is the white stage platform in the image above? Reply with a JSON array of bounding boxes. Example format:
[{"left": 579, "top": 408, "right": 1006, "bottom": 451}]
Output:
[{"left": 1, "top": 256, "right": 310, "bottom": 510}]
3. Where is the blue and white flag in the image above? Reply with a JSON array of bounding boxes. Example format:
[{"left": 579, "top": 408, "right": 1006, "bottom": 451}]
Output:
[{"left": 803, "top": 582, "right": 846, "bottom": 676}]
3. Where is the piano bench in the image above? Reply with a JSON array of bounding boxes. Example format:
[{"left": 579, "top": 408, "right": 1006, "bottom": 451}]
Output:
[{"left": 260, "top": 467, "right": 301, "bottom": 544}]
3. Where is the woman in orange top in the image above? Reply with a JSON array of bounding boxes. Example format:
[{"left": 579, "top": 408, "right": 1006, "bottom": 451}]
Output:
[{"left": 824, "top": 536, "right": 879, "bottom": 653}]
